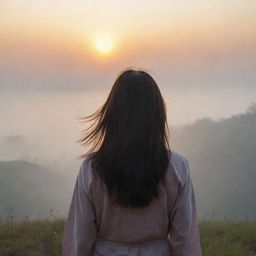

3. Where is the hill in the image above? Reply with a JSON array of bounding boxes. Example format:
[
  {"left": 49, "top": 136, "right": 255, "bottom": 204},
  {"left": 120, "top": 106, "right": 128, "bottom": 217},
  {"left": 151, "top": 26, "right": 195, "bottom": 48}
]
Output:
[
  {"left": 0, "top": 160, "right": 70, "bottom": 220},
  {"left": 1, "top": 105, "right": 256, "bottom": 220},
  {"left": 171, "top": 106, "right": 256, "bottom": 220}
]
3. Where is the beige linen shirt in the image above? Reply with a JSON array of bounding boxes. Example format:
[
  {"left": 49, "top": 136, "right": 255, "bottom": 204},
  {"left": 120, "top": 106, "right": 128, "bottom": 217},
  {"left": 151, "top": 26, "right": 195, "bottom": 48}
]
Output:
[{"left": 62, "top": 150, "right": 202, "bottom": 256}]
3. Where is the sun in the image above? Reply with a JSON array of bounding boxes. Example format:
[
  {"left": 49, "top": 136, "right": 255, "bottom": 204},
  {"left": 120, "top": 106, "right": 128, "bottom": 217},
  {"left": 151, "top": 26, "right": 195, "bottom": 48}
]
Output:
[{"left": 95, "top": 36, "right": 114, "bottom": 54}]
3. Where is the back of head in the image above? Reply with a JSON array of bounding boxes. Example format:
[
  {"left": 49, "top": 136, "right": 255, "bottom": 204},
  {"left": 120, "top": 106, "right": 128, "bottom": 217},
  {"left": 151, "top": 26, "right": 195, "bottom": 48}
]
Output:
[{"left": 78, "top": 68, "right": 171, "bottom": 208}]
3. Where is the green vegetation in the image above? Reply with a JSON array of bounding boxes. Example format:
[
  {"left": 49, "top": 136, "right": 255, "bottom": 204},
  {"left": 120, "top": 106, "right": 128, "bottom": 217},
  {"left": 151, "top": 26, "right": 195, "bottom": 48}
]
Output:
[
  {"left": 199, "top": 220, "right": 256, "bottom": 256},
  {"left": 0, "top": 216, "right": 64, "bottom": 256},
  {"left": 0, "top": 215, "right": 256, "bottom": 256}
]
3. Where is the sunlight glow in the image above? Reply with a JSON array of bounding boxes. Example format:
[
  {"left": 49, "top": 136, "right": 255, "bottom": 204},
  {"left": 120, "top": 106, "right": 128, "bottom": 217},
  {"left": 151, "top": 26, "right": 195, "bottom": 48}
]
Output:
[{"left": 95, "top": 36, "right": 114, "bottom": 54}]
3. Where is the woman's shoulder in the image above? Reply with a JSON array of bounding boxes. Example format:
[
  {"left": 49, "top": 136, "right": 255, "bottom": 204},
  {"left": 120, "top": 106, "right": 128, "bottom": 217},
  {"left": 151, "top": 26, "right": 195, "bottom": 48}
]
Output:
[
  {"left": 169, "top": 149, "right": 189, "bottom": 165},
  {"left": 168, "top": 149, "right": 191, "bottom": 186},
  {"left": 78, "top": 154, "right": 95, "bottom": 193}
]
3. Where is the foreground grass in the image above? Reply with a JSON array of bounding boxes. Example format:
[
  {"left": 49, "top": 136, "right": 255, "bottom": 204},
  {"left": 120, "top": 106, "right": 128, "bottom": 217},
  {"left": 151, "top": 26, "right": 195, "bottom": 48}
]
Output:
[
  {"left": 0, "top": 217, "right": 64, "bottom": 256},
  {"left": 0, "top": 218, "right": 256, "bottom": 256},
  {"left": 199, "top": 220, "right": 256, "bottom": 256}
]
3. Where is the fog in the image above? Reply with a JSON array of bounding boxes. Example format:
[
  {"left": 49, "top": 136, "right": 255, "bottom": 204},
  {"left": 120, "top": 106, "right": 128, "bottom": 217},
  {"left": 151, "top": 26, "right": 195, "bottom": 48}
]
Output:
[
  {"left": 1, "top": 0, "right": 256, "bottom": 221},
  {"left": 1, "top": 94, "right": 255, "bottom": 220}
]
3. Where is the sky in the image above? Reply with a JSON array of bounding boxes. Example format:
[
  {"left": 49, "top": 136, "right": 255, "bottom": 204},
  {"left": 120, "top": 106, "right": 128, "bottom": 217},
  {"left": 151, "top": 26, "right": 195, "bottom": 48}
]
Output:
[{"left": 0, "top": 0, "right": 256, "bottom": 162}]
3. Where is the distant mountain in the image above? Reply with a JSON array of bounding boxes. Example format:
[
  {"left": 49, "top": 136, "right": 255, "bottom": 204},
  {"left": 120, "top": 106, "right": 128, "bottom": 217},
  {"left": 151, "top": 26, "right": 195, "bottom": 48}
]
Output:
[
  {"left": 171, "top": 106, "right": 256, "bottom": 220},
  {"left": 0, "top": 160, "right": 72, "bottom": 220},
  {"left": 1, "top": 105, "right": 256, "bottom": 221}
]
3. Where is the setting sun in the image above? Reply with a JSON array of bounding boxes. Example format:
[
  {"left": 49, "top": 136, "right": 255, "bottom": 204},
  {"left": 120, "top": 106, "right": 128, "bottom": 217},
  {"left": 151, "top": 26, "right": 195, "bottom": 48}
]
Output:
[{"left": 95, "top": 36, "right": 114, "bottom": 54}]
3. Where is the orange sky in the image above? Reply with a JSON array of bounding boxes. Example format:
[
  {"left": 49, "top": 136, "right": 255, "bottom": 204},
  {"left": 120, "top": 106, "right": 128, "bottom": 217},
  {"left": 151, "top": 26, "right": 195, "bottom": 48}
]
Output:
[
  {"left": 1, "top": 0, "right": 256, "bottom": 61},
  {"left": 0, "top": 0, "right": 256, "bottom": 126},
  {"left": 0, "top": 0, "right": 256, "bottom": 164}
]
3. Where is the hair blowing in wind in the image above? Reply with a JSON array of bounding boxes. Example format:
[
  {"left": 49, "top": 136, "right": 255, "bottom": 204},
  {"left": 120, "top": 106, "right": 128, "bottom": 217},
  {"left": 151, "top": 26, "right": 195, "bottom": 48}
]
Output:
[{"left": 77, "top": 68, "right": 172, "bottom": 208}]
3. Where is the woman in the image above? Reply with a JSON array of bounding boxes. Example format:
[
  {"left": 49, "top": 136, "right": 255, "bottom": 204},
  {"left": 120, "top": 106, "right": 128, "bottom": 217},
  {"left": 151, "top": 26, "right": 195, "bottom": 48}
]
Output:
[{"left": 62, "top": 68, "right": 202, "bottom": 256}]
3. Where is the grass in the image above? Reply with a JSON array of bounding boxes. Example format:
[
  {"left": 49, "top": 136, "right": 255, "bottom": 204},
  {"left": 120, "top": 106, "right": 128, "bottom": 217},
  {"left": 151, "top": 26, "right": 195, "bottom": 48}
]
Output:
[
  {"left": 0, "top": 210, "right": 256, "bottom": 256},
  {"left": 0, "top": 217, "right": 63, "bottom": 256},
  {"left": 199, "top": 220, "right": 256, "bottom": 256}
]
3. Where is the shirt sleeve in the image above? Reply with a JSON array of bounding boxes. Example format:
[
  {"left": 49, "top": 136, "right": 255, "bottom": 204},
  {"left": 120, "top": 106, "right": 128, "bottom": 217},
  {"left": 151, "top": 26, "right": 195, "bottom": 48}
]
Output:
[
  {"left": 62, "top": 160, "right": 97, "bottom": 256},
  {"left": 168, "top": 158, "right": 202, "bottom": 256}
]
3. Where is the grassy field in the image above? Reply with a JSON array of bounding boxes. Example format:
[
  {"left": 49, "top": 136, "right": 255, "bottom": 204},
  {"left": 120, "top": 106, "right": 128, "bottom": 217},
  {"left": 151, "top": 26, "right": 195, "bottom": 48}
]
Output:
[{"left": 0, "top": 215, "right": 256, "bottom": 256}]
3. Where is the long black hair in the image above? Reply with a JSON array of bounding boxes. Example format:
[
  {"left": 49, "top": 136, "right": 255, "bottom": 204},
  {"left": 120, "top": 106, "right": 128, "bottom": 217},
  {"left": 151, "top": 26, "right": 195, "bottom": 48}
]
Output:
[{"left": 77, "top": 68, "right": 172, "bottom": 208}]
